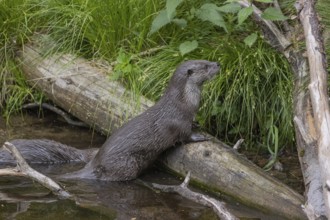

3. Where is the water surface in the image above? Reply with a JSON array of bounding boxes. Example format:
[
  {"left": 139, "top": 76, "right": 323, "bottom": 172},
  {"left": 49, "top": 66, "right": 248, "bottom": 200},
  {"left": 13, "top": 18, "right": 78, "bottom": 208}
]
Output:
[{"left": 0, "top": 112, "right": 288, "bottom": 219}]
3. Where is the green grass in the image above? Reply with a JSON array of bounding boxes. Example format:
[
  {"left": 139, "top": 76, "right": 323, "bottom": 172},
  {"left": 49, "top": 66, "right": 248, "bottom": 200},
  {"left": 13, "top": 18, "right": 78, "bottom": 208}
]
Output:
[
  {"left": 0, "top": 0, "right": 43, "bottom": 116},
  {"left": 0, "top": 0, "right": 296, "bottom": 162},
  {"left": 0, "top": 0, "right": 165, "bottom": 114},
  {"left": 28, "top": 0, "right": 168, "bottom": 57},
  {"left": 317, "top": 0, "right": 330, "bottom": 71}
]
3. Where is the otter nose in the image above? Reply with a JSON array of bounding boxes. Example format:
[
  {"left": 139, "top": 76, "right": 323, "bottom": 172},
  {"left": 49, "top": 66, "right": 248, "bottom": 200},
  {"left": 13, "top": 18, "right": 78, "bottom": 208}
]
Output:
[{"left": 216, "top": 62, "right": 220, "bottom": 67}]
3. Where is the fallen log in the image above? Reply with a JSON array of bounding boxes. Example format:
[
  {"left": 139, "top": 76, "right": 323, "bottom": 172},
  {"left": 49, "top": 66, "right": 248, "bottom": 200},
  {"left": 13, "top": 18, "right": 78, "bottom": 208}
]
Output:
[
  {"left": 17, "top": 39, "right": 306, "bottom": 219},
  {"left": 298, "top": 0, "right": 330, "bottom": 216}
]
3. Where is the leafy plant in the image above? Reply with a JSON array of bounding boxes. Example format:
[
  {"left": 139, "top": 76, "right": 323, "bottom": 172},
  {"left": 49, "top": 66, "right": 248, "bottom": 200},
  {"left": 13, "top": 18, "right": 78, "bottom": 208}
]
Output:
[
  {"left": 150, "top": 0, "right": 184, "bottom": 34},
  {"left": 149, "top": 0, "right": 288, "bottom": 52},
  {"left": 111, "top": 50, "right": 135, "bottom": 81}
]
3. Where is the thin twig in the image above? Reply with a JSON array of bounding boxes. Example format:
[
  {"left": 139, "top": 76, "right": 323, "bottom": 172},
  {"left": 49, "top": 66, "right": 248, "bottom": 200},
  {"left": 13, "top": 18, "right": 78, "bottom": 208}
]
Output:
[
  {"left": 233, "top": 139, "right": 244, "bottom": 150},
  {"left": 109, "top": 46, "right": 166, "bottom": 66},
  {"left": 151, "top": 171, "right": 238, "bottom": 220},
  {"left": 23, "top": 103, "right": 88, "bottom": 127}
]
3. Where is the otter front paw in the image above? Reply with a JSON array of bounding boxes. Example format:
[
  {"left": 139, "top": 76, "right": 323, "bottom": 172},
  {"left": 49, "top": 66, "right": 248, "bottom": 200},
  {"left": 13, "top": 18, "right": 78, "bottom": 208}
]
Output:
[
  {"left": 188, "top": 133, "right": 210, "bottom": 142},
  {"left": 192, "top": 121, "right": 201, "bottom": 130}
]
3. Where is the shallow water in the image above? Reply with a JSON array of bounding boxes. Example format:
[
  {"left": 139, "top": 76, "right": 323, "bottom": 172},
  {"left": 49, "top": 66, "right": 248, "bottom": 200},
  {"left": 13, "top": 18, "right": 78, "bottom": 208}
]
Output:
[{"left": 0, "top": 112, "right": 287, "bottom": 219}]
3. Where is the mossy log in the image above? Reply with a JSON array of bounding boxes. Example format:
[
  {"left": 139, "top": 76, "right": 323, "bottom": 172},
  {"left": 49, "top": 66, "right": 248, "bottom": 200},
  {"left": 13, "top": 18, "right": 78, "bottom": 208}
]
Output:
[{"left": 17, "top": 41, "right": 306, "bottom": 219}]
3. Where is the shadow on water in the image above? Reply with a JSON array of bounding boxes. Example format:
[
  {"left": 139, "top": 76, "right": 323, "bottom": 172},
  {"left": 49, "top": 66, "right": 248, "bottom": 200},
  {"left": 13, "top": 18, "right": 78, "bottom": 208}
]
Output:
[{"left": 0, "top": 112, "right": 289, "bottom": 219}]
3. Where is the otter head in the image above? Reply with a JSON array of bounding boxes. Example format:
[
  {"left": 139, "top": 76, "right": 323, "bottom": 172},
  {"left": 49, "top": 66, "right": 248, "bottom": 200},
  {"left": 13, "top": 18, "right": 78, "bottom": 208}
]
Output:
[
  {"left": 166, "top": 60, "right": 220, "bottom": 109},
  {"left": 171, "top": 60, "right": 220, "bottom": 87}
]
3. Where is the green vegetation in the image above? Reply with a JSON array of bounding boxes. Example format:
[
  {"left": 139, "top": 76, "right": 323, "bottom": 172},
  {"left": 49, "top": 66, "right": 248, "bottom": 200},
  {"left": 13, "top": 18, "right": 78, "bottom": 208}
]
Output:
[
  {"left": 0, "top": 0, "right": 297, "bottom": 163},
  {"left": 317, "top": 0, "right": 330, "bottom": 71},
  {"left": 0, "top": 0, "right": 43, "bottom": 119}
]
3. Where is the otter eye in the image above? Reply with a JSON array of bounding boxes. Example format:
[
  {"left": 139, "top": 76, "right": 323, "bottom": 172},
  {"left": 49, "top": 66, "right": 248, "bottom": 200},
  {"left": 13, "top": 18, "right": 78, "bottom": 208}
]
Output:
[{"left": 187, "top": 69, "right": 193, "bottom": 76}]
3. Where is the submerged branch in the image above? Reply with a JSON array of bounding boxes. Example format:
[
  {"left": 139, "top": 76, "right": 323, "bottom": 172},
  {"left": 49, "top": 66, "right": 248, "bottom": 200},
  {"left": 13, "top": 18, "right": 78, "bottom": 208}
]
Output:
[
  {"left": 0, "top": 142, "right": 71, "bottom": 199},
  {"left": 151, "top": 171, "right": 238, "bottom": 220}
]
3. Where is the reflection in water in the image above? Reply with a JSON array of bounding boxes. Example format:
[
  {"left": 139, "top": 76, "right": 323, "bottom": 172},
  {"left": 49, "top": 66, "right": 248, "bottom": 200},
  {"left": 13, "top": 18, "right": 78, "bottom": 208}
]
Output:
[
  {"left": 65, "top": 175, "right": 217, "bottom": 220},
  {"left": 0, "top": 167, "right": 216, "bottom": 220}
]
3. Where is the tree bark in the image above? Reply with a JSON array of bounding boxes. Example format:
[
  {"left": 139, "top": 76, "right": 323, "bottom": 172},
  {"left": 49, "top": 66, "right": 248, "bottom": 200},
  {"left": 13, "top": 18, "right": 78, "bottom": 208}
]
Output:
[
  {"left": 298, "top": 0, "right": 330, "bottom": 217},
  {"left": 16, "top": 40, "right": 306, "bottom": 219}
]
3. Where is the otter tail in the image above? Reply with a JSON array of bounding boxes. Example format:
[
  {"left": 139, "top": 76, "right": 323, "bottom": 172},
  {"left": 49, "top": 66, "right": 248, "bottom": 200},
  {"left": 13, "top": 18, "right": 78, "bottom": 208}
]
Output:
[{"left": 0, "top": 139, "right": 98, "bottom": 165}]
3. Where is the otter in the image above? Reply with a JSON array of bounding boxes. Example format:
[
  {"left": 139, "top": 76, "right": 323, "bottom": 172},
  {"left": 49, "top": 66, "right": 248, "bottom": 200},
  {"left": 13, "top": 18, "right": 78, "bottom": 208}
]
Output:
[{"left": 1, "top": 60, "right": 220, "bottom": 181}]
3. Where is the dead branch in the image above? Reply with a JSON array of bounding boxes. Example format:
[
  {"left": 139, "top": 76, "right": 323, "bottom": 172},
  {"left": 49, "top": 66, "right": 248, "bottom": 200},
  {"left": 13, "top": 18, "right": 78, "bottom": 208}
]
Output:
[
  {"left": 0, "top": 142, "right": 71, "bottom": 199},
  {"left": 109, "top": 46, "right": 166, "bottom": 66},
  {"left": 298, "top": 0, "right": 330, "bottom": 217},
  {"left": 23, "top": 102, "right": 88, "bottom": 127},
  {"left": 232, "top": 139, "right": 244, "bottom": 150},
  {"left": 151, "top": 171, "right": 238, "bottom": 220}
]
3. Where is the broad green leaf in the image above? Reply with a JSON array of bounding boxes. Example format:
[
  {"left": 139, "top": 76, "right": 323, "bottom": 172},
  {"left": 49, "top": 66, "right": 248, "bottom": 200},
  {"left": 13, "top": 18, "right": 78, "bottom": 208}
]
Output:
[
  {"left": 196, "top": 3, "right": 227, "bottom": 31},
  {"left": 261, "top": 7, "right": 288, "bottom": 21},
  {"left": 149, "top": 10, "right": 171, "bottom": 34},
  {"left": 179, "top": 40, "right": 198, "bottom": 56},
  {"left": 238, "top": 6, "right": 253, "bottom": 25},
  {"left": 166, "top": 0, "right": 183, "bottom": 20},
  {"left": 116, "top": 50, "right": 130, "bottom": 64},
  {"left": 109, "top": 71, "right": 122, "bottom": 81},
  {"left": 217, "top": 3, "right": 241, "bottom": 13},
  {"left": 173, "top": 18, "right": 187, "bottom": 28},
  {"left": 255, "top": 0, "right": 273, "bottom": 3},
  {"left": 244, "top": 33, "right": 258, "bottom": 47},
  {"left": 188, "top": 7, "right": 196, "bottom": 20}
]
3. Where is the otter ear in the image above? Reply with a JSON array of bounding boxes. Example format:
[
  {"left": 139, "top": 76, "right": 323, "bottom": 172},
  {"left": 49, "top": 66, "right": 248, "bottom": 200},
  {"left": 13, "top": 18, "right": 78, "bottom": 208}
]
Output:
[{"left": 187, "top": 69, "right": 193, "bottom": 76}]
